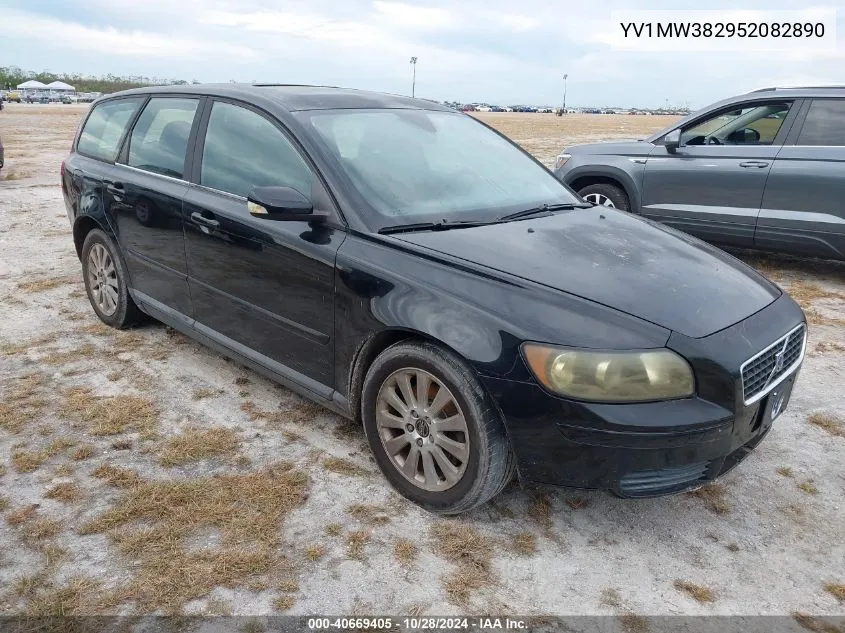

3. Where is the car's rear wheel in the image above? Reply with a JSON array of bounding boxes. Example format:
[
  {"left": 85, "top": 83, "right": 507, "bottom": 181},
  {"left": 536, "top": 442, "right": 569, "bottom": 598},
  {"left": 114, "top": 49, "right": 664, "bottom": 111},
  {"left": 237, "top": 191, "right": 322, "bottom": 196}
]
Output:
[
  {"left": 81, "top": 228, "right": 142, "bottom": 329},
  {"left": 361, "top": 341, "right": 516, "bottom": 514},
  {"left": 578, "top": 183, "right": 629, "bottom": 211}
]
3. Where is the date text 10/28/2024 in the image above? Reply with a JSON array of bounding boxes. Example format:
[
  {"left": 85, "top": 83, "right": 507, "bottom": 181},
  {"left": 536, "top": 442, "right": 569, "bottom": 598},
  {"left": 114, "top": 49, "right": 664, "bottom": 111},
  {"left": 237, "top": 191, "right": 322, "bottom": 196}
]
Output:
[{"left": 307, "top": 618, "right": 528, "bottom": 630}]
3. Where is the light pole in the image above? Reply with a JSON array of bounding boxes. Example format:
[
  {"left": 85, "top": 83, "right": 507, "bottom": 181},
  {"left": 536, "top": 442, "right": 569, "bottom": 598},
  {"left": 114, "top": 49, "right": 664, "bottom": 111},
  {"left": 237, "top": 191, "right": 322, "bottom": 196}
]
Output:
[
  {"left": 410, "top": 57, "right": 418, "bottom": 98},
  {"left": 561, "top": 73, "right": 568, "bottom": 114}
]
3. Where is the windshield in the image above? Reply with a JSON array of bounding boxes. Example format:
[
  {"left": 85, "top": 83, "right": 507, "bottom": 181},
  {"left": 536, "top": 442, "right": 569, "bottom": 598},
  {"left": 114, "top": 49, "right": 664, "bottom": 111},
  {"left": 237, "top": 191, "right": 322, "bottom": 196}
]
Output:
[{"left": 298, "top": 109, "right": 580, "bottom": 227}]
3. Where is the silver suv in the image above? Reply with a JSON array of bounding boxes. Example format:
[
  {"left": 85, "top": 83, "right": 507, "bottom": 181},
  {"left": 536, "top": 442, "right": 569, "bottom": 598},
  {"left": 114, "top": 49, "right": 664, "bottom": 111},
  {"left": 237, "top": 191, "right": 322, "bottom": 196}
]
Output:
[{"left": 555, "top": 87, "right": 845, "bottom": 260}]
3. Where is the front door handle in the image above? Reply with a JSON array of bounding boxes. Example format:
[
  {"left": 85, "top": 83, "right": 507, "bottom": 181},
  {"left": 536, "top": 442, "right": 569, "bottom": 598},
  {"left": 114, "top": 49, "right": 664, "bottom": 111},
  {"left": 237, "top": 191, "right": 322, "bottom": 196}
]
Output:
[
  {"left": 105, "top": 181, "right": 124, "bottom": 199},
  {"left": 739, "top": 161, "right": 769, "bottom": 168},
  {"left": 191, "top": 211, "right": 220, "bottom": 228}
]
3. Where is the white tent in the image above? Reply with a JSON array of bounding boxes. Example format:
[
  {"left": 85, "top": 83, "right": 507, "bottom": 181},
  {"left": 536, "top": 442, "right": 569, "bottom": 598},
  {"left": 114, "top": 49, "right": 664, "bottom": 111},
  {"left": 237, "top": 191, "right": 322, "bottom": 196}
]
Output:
[
  {"left": 17, "top": 80, "right": 47, "bottom": 89},
  {"left": 45, "top": 81, "right": 75, "bottom": 91}
]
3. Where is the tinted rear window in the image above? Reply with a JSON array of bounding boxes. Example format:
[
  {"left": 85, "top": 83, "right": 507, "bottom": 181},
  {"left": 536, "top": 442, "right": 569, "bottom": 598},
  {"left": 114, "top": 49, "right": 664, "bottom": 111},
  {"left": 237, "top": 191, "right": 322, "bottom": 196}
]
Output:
[
  {"left": 128, "top": 98, "right": 199, "bottom": 179},
  {"left": 77, "top": 98, "right": 144, "bottom": 162},
  {"left": 797, "top": 100, "right": 845, "bottom": 146}
]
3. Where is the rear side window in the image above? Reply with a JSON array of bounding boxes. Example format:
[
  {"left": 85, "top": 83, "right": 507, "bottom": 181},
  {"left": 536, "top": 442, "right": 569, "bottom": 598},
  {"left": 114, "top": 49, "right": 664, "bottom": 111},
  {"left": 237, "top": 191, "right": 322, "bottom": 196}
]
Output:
[
  {"left": 128, "top": 98, "right": 199, "bottom": 179},
  {"left": 77, "top": 98, "right": 143, "bottom": 162},
  {"left": 797, "top": 100, "right": 845, "bottom": 146},
  {"left": 200, "top": 101, "right": 313, "bottom": 199}
]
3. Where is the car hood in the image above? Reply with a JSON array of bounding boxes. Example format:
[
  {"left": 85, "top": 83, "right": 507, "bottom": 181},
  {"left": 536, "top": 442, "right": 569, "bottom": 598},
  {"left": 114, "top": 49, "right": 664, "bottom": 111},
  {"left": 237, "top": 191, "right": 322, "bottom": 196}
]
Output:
[
  {"left": 566, "top": 140, "right": 654, "bottom": 156},
  {"left": 394, "top": 210, "right": 780, "bottom": 339}
]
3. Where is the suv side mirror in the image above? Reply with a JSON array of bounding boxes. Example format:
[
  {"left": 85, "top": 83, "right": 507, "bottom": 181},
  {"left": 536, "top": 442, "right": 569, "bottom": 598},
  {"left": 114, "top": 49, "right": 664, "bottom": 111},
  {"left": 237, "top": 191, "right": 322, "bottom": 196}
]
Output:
[
  {"left": 664, "top": 129, "right": 681, "bottom": 154},
  {"left": 247, "top": 186, "right": 325, "bottom": 222}
]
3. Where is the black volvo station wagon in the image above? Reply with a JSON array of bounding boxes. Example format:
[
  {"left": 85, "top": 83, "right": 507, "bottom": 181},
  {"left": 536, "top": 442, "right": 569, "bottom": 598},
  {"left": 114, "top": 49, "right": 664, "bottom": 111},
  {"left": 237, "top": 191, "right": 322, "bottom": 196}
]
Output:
[{"left": 61, "top": 84, "right": 807, "bottom": 513}]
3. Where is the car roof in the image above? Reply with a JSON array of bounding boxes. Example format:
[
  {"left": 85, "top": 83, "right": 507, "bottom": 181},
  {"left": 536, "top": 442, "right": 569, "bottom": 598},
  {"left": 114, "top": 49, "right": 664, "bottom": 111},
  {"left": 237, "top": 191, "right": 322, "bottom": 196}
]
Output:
[{"left": 101, "top": 83, "right": 454, "bottom": 113}]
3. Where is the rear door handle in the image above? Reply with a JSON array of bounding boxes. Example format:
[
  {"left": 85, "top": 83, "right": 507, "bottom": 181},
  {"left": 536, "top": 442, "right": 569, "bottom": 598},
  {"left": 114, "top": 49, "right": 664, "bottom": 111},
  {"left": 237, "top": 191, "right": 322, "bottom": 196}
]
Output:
[
  {"left": 191, "top": 211, "right": 220, "bottom": 228},
  {"left": 105, "top": 181, "right": 124, "bottom": 198},
  {"left": 739, "top": 161, "right": 769, "bottom": 168}
]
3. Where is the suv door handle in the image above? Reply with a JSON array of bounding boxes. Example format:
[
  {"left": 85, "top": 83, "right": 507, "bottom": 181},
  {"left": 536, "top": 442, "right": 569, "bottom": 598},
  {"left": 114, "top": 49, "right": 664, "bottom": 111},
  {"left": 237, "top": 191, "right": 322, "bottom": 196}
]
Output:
[
  {"left": 191, "top": 211, "right": 220, "bottom": 228},
  {"left": 105, "top": 181, "right": 124, "bottom": 198},
  {"left": 739, "top": 161, "right": 769, "bottom": 168}
]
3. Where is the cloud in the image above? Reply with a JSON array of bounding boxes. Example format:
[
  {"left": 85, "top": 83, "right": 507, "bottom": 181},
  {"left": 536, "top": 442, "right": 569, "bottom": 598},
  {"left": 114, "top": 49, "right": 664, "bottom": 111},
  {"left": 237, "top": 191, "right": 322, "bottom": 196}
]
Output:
[{"left": 372, "top": 1, "right": 454, "bottom": 29}]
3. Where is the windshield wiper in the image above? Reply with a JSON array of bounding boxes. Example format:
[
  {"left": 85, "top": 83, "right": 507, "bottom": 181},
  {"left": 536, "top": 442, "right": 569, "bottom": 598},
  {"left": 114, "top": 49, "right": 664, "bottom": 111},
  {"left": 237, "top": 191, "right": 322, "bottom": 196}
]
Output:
[
  {"left": 378, "top": 219, "right": 490, "bottom": 235},
  {"left": 497, "top": 202, "right": 591, "bottom": 222}
]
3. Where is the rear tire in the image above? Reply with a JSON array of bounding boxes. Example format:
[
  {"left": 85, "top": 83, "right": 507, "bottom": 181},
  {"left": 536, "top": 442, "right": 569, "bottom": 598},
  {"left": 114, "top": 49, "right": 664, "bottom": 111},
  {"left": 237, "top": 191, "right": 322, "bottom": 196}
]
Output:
[
  {"left": 578, "top": 183, "right": 629, "bottom": 211},
  {"left": 361, "top": 341, "right": 516, "bottom": 514},
  {"left": 81, "top": 229, "right": 142, "bottom": 329}
]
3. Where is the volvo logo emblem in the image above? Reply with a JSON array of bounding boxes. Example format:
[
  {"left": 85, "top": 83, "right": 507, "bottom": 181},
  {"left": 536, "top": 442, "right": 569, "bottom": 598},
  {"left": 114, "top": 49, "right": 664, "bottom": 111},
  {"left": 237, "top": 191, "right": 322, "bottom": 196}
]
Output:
[{"left": 773, "top": 350, "right": 785, "bottom": 373}]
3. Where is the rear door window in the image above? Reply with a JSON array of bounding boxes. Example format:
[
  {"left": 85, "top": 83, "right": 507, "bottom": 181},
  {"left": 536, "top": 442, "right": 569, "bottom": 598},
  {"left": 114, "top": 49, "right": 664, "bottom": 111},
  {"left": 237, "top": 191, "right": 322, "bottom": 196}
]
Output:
[
  {"left": 77, "top": 98, "right": 144, "bottom": 162},
  {"left": 796, "top": 100, "right": 845, "bottom": 146},
  {"left": 127, "top": 98, "right": 200, "bottom": 179}
]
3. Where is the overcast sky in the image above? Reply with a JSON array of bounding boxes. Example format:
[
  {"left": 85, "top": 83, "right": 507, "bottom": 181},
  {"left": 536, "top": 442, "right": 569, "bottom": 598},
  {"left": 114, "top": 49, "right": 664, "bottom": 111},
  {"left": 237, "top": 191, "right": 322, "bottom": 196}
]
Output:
[{"left": 1, "top": 0, "right": 842, "bottom": 108}]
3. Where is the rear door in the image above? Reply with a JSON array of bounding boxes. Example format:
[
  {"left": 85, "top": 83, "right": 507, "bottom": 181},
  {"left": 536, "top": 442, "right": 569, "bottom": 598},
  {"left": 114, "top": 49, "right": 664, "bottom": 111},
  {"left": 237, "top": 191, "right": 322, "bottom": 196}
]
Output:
[
  {"left": 109, "top": 96, "right": 203, "bottom": 316},
  {"left": 755, "top": 98, "right": 845, "bottom": 260},
  {"left": 642, "top": 100, "right": 799, "bottom": 247},
  {"left": 183, "top": 99, "right": 345, "bottom": 392}
]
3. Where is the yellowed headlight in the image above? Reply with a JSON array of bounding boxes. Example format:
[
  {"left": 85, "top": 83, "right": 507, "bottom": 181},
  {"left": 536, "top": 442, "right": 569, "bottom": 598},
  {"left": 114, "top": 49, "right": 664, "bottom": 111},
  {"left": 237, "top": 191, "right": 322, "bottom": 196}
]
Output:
[
  {"left": 248, "top": 201, "right": 268, "bottom": 215},
  {"left": 523, "top": 344, "right": 694, "bottom": 402}
]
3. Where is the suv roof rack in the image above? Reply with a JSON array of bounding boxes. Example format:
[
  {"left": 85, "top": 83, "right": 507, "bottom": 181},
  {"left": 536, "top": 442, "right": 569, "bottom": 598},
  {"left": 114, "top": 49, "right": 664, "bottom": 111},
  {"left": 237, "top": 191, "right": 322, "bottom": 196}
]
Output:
[{"left": 751, "top": 86, "right": 845, "bottom": 92}]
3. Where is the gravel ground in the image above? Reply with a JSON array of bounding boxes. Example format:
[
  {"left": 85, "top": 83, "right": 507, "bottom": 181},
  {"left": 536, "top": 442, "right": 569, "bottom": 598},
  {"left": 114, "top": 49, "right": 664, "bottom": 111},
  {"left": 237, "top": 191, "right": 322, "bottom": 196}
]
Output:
[{"left": 0, "top": 103, "right": 844, "bottom": 618}]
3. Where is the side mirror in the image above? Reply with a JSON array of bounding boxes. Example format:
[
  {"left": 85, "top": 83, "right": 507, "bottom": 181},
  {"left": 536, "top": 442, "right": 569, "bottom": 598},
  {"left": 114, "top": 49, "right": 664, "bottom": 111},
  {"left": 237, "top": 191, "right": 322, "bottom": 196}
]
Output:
[
  {"left": 664, "top": 129, "right": 681, "bottom": 154},
  {"left": 247, "top": 186, "right": 324, "bottom": 221}
]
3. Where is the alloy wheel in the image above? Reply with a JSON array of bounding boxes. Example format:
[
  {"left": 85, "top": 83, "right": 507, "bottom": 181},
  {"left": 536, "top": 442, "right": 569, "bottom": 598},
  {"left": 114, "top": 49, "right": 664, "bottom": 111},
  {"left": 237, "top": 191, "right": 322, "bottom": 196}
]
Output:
[
  {"left": 375, "top": 368, "right": 470, "bottom": 491},
  {"left": 583, "top": 193, "right": 616, "bottom": 207},
  {"left": 87, "top": 243, "right": 119, "bottom": 316}
]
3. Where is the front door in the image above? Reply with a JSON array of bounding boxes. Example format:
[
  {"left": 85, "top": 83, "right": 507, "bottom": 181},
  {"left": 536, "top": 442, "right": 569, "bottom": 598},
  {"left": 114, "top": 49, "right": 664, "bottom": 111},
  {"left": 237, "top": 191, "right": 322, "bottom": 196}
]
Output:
[
  {"left": 642, "top": 101, "right": 797, "bottom": 247},
  {"left": 184, "top": 99, "right": 344, "bottom": 392},
  {"left": 110, "top": 96, "right": 202, "bottom": 316}
]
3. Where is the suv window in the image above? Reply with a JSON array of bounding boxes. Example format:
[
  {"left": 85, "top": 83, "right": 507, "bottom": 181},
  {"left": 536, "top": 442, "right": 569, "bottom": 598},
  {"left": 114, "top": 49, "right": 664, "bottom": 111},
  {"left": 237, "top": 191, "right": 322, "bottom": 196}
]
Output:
[
  {"left": 127, "top": 98, "right": 199, "bottom": 179},
  {"left": 77, "top": 98, "right": 143, "bottom": 162},
  {"left": 201, "top": 101, "right": 313, "bottom": 199},
  {"left": 681, "top": 102, "right": 791, "bottom": 146},
  {"left": 797, "top": 100, "right": 845, "bottom": 146}
]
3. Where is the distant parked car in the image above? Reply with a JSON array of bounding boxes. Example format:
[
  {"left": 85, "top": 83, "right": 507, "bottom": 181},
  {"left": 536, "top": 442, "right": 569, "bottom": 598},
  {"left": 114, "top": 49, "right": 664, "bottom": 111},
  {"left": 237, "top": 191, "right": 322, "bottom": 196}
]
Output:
[
  {"left": 61, "top": 95, "right": 74, "bottom": 104},
  {"left": 0, "top": 134, "right": 4, "bottom": 171},
  {"left": 7, "top": 91, "right": 21, "bottom": 103},
  {"left": 555, "top": 86, "right": 845, "bottom": 260}
]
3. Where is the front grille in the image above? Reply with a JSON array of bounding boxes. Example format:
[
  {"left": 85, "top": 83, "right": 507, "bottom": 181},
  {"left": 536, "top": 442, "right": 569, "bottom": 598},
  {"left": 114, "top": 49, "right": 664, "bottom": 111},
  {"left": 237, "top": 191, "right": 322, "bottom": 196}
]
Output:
[
  {"left": 741, "top": 324, "right": 805, "bottom": 404},
  {"left": 619, "top": 462, "right": 709, "bottom": 497}
]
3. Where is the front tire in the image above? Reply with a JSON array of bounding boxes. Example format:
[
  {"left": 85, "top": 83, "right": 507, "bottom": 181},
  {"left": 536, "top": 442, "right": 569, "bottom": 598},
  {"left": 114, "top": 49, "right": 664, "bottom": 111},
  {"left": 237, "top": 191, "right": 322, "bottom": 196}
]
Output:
[
  {"left": 361, "top": 341, "right": 516, "bottom": 514},
  {"left": 578, "top": 183, "right": 629, "bottom": 211},
  {"left": 81, "top": 228, "right": 142, "bottom": 329}
]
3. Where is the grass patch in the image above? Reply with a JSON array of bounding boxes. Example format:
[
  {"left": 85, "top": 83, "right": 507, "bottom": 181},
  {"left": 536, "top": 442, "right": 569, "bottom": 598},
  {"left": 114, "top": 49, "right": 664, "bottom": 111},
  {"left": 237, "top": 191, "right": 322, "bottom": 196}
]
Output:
[
  {"left": 12, "top": 449, "right": 47, "bottom": 473},
  {"left": 1, "top": 334, "right": 59, "bottom": 357},
  {"left": 0, "top": 373, "right": 47, "bottom": 433},
  {"left": 346, "top": 530, "right": 371, "bottom": 560},
  {"left": 798, "top": 480, "right": 819, "bottom": 495},
  {"left": 111, "top": 439, "right": 132, "bottom": 450},
  {"left": 241, "top": 399, "right": 323, "bottom": 427},
  {"left": 273, "top": 596, "right": 296, "bottom": 612},
  {"left": 17, "top": 277, "right": 74, "bottom": 293},
  {"left": 618, "top": 614, "right": 649, "bottom": 633},
  {"left": 234, "top": 377, "right": 251, "bottom": 386},
  {"left": 511, "top": 532, "right": 537, "bottom": 556},
  {"left": 45, "top": 482, "right": 83, "bottom": 503},
  {"left": 277, "top": 579, "right": 299, "bottom": 593},
  {"left": 306, "top": 544, "right": 326, "bottom": 561},
  {"left": 814, "top": 341, "right": 845, "bottom": 354},
  {"left": 808, "top": 412, "right": 844, "bottom": 437},
  {"left": 0, "top": 495, "right": 9, "bottom": 511},
  {"left": 600, "top": 588, "right": 622, "bottom": 608},
  {"left": 81, "top": 462, "right": 308, "bottom": 611},
  {"left": 23, "top": 576, "right": 107, "bottom": 617},
  {"left": 325, "top": 523, "right": 342, "bottom": 536},
  {"left": 192, "top": 388, "right": 224, "bottom": 400},
  {"left": 91, "top": 464, "right": 144, "bottom": 489},
  {"left": 689, "top": 483, "right": 731, "bottom": 514},
  {"left": 323, "top": 457, "right": 369, "bottom": 477},
  {"left": 23, "top": 517, "right": 63, "bottom": 541},
  {"left": 7, "top": 504, "right": 39, "bottom": 525},
  {"left": 346, "top": 503, "right": 391, "bottom": 525},
  {"left": 824, "top": 583, "right": 845, "bottom": 602},
  {"left": 158, "top": 426, "right": 240, "bottom": 466},
  {"left": 45, "top": 437, "right": 77, "bottom": 456},
  {"left": 791, "top": 612, "right": 844, "bottom": 633},
  {"left": 673, "top": 580, "right": 715, "bottom": 603},
  {"left": 60, "top": 387, "right": 158, "bottom": 436},
  {"left": 42, "top": 344, "right": 96, "bottom": 365},
  {"left": 71, "top": 444, "right": 95, "bottom": 461},
  {"left": 777, "top": 467, "right": 794, "bottom": 478},
  {"left": 432, "top": 523, "right": 495, "bottom": 606},
  {"left": 394, "top": 538, "right": 418, "bottom": 566},
  {"left": 787, "top": 281, "right": 845, "bottom": 307},
  {"left": 530, "top": 493, "right": 553, "bottom": 532},
  {"left": 566, "top": 497, "right": 588, "bottom": 510}
]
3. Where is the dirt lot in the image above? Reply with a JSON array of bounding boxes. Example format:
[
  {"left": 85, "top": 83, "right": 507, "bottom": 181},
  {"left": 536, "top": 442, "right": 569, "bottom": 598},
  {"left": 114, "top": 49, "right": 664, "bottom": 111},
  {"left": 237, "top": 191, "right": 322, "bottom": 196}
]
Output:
[{"left": 1, "top": 103, "right": 844, "bottom": 618}]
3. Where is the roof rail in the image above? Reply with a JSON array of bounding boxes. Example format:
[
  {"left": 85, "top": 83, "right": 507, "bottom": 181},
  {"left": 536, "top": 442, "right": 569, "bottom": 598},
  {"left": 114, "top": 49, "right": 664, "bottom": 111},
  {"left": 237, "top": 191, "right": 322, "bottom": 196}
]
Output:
[{"left": 750, "top": 86, "right": 845, "bottom": 92}]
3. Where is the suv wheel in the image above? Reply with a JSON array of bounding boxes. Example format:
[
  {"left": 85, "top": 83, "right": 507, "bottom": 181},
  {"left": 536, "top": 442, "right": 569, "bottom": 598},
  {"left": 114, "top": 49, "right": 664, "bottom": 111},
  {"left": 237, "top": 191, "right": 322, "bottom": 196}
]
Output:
[
  {"left": 578, "top": 183, "right": 629, "bottom": 211},
  {"left": 361, "top": 341, "right": 516, "bottom": 514},
  {"left": 81, "top": 229, "right": 142, "bottom": 329}
]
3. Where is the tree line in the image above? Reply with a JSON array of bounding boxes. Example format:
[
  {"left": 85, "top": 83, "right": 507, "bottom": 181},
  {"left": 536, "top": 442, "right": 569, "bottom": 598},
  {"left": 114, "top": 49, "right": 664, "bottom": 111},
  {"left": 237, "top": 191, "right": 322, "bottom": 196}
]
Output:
[{"left": 0, "top": 66, "right": 195, "bottom": 93}]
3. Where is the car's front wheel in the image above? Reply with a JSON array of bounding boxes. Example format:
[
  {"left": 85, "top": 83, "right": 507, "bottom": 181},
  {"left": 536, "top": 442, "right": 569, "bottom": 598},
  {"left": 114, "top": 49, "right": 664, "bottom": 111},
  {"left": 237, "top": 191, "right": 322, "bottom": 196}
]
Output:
[
  {"left": 578, "top": 183, "right": 629, "bottom": 211},
  {"left": 361, "top": 341, "right": 516, "bottom": 514}
]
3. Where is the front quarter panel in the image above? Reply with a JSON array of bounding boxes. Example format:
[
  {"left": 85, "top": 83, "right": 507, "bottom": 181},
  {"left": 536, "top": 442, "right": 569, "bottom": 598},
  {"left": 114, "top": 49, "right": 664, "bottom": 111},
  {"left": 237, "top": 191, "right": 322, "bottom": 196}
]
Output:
[{"left": 334, "top": 233, "right": 671, "bottom": 399}]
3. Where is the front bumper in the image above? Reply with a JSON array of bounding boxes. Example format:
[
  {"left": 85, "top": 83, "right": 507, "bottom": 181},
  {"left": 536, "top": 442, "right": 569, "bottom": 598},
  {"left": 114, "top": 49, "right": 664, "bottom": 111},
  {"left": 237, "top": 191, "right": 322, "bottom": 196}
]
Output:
[{"left": 483, "top": 294, "right": 806, "bottom": 497}]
